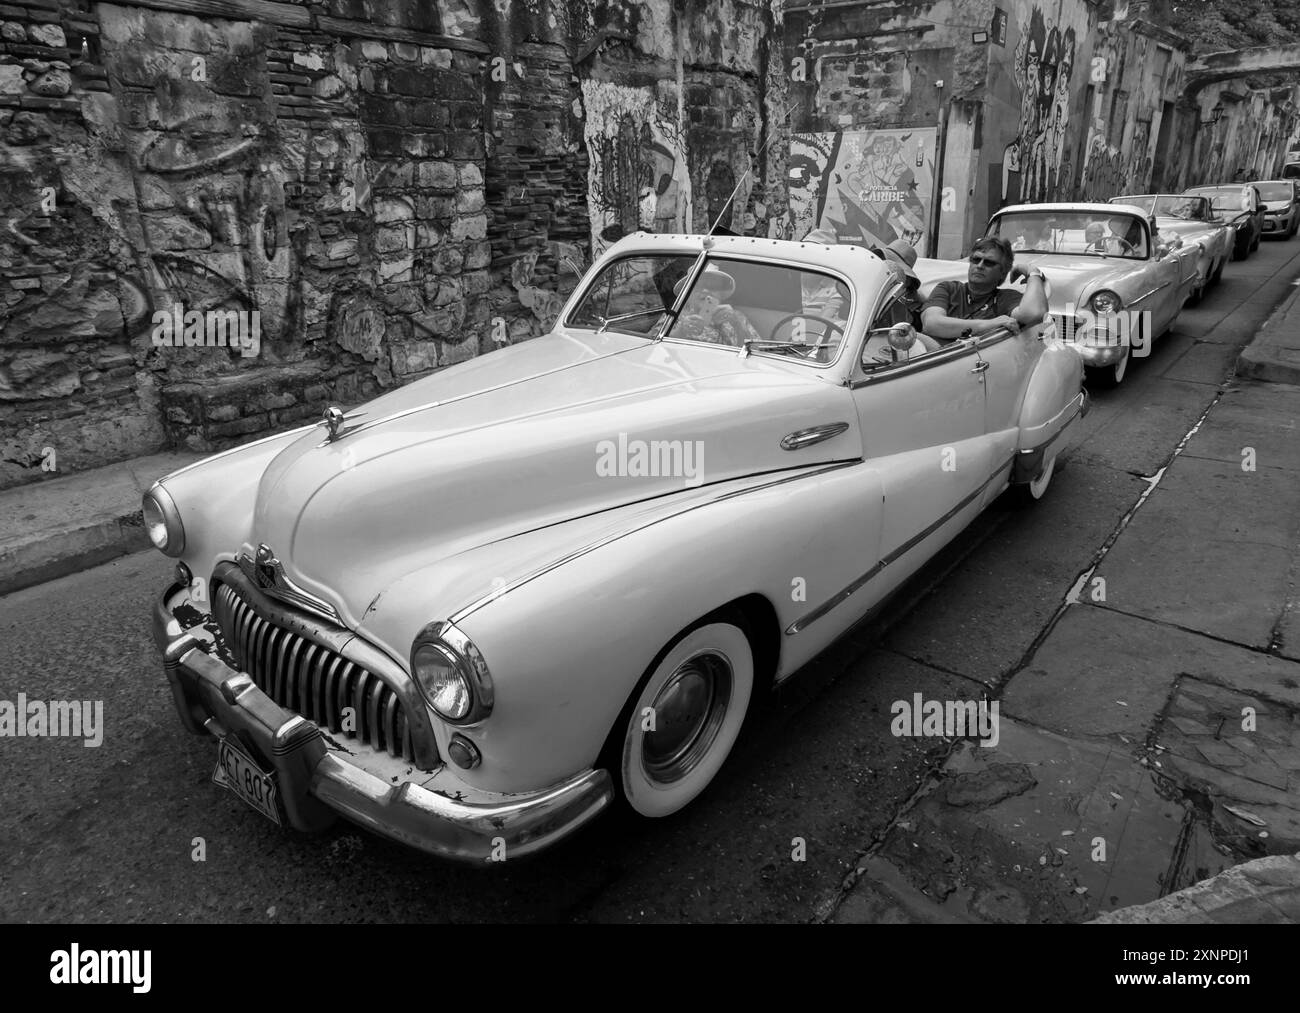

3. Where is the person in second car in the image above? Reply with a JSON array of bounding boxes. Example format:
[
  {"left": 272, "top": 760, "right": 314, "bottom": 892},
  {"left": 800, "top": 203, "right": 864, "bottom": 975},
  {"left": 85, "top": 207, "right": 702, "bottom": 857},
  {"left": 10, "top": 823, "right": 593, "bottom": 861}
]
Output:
[
  {"left": 671, "top": 265, "right": 763, "bottom": 348},
  {"left": 921, "top": 236, "right": 1049, "bottom": 342}
]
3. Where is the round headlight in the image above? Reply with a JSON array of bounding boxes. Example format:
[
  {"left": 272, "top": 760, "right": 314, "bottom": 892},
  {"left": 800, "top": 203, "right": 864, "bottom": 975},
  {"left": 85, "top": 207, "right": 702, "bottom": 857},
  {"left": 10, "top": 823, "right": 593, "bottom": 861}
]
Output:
[
  {"left": 144, "top": 497, "right": 168, "bottom": 549},
  {"left": 412, "top": 643, "right": 472, "bottom": 721},
  {"left": 142, "top": 485, "right": 185, "bottom": 557},
  {"left": 1090, "top": 290, "right": 1122, "bottom": 314}
]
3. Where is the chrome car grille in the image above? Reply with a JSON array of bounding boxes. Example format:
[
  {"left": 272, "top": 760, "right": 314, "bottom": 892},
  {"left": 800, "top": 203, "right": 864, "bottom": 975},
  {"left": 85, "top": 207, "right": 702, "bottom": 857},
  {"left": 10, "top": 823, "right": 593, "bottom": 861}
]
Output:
[{"left": 213, "top": 582, "right": 416, "bottom": 762}]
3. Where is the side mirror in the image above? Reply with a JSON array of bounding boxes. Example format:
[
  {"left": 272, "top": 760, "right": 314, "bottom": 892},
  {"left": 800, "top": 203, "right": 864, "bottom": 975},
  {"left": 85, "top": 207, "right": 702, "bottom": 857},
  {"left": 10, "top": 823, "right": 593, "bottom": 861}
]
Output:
[{"left": 887, "top": 322, "right": 916, "bottom": 351}]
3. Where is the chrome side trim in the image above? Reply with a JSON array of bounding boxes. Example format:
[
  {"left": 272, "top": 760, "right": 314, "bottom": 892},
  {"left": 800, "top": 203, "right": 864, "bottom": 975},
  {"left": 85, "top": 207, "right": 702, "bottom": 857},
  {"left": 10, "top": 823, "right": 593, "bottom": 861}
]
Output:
[
  {"left": 157, "top": 423, "right": 318, "bottom": 483},
  {"left": 786, "top": 455, "right": 1015, "bottom": 635},
  {"left": 450, "top": 461, "right": 858, "bottom": 623},
  {"left": 851, "top": 340, "right": 981, "bottom": 387},
  {"left": 327, "top": 344, "right": 645, "bottom": 443},
  {"left": 781, "top": 422, "right": 851, "bottom": 450}
]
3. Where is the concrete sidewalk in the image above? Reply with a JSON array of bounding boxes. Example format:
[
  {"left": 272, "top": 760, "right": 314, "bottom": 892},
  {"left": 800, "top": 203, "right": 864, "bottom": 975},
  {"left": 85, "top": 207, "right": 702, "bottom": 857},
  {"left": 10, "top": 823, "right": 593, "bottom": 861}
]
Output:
[
  {"left": 1236, "top": 278, "right": 1300, "bottom": 384},
  {"left": 1091, "top": 852, "right": 1300, "bottom": 923},
  {"left": 0, "top": 451, "right": 201, "bottom": 596},
  {"left": 834, "top": 316, "right": 1300, "bottom": 923}
]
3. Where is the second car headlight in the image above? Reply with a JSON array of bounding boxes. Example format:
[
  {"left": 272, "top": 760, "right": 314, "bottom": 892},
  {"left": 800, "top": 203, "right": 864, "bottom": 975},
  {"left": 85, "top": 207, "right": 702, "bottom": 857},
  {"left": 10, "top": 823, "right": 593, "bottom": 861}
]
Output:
[
  {"left": 1090, "top": 290, "right": 1122, "bottom": 314},
  {"left": 410, "top": 622, "right": 494, "bottom": 724},
  {"left": 142, "top": 484, "right": 185, "bottom": 557}
]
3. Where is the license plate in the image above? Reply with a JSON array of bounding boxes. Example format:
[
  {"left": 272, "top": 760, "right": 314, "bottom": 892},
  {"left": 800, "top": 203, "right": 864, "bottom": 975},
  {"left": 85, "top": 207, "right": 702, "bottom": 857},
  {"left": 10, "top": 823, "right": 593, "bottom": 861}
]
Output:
[{"left": 213, "top": 737, "right": 282, "bottom": 826}]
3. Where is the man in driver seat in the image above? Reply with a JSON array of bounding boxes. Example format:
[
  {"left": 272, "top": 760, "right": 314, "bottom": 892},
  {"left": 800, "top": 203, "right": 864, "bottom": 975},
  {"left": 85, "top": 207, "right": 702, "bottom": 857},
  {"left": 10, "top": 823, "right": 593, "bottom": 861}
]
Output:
[
  {"left": 921, "top": 236, "right": 1048, "bottom": 342},
  {"left": 672, "top": 265, "right": 763, "bottom": 347}
]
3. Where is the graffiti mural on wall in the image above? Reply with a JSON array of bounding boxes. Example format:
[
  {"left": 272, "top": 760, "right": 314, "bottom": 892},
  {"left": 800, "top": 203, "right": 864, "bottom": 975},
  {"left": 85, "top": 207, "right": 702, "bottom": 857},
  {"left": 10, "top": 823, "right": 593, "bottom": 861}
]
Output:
[
  {"left": 786, "top": 128, "right": 935, "bottom": 250},
  {"left": 580, "top": 80, "right": 692, "bottom": 259},
  {"left": 1007, "top": 9, "right": 1077, "bottom": 204}
]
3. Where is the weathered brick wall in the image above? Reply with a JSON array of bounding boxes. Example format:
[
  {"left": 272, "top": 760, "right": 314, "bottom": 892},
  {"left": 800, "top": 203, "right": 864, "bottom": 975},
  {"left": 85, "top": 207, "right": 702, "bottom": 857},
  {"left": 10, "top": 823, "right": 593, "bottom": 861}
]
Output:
[{"left": 0, "top": 0, "right": 777, "bottom": 489}]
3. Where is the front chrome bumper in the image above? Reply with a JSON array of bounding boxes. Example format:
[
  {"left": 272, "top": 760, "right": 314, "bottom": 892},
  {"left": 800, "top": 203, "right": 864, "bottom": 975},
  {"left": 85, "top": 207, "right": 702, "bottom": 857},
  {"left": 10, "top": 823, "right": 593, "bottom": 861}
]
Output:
[
  {"left": 1070, "top": 343, "right": 1127, "bottom": 367},
  {"left": 152, "top": 583, "right": 612, "bottom": 862}
]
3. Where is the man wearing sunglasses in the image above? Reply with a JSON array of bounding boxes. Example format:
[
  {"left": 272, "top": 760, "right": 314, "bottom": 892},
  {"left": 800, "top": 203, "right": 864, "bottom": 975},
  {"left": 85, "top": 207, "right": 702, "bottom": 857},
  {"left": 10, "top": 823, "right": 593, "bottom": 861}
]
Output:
[{"left": 920, "top": 236, "right": 1048, "bottom": 342}]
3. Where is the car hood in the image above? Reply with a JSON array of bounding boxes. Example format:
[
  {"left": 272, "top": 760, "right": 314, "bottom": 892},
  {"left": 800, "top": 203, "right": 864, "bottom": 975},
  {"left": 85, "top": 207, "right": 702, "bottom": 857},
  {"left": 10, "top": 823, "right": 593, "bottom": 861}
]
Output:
[
  {"left": 1263, "top": 200, "right": 1293, "bottom": 212},
  {"left": 245, "top": 329, "right": 859, "bottom": 626},
  {"left": 1156, "top": 217, "right": 1226, "bottom": 239}
]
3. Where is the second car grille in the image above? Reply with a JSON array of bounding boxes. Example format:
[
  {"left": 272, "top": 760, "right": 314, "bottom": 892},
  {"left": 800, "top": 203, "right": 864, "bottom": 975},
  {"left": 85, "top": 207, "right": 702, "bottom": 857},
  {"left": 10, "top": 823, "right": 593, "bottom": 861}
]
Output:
[{"left": 213, "top": 582, "right": 415, "bottom": 762}]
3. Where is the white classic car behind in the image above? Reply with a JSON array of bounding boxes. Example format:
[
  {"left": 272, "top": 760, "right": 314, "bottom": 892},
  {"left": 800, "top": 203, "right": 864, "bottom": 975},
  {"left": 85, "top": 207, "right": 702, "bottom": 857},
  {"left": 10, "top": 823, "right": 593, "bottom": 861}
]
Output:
[
  {"left": 1109, "top": 194, "right": 1235, "bottom": 304},
  {"left": 917, "top": 203, "right": 1199, "bottom": 387},
  {"left": 147, "top": 232, "right": 1086, "bottom": 863}
]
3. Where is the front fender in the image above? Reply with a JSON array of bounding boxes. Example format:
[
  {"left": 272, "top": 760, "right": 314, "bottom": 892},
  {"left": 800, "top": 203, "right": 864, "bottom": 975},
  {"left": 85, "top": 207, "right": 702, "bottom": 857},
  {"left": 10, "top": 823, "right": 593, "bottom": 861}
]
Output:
[
  {"left": 157, "top": 424, "right": 318, "bottom": 588},
  {"left": 404, "top": 459, "right": 884, "bottom": 794}
]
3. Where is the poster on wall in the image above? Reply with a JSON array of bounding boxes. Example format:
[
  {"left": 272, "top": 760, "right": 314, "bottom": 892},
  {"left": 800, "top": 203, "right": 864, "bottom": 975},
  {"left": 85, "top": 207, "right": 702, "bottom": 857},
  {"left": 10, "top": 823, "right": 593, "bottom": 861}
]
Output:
[{"left": 786, "top": 128, "right": 936, "bottom": 254}]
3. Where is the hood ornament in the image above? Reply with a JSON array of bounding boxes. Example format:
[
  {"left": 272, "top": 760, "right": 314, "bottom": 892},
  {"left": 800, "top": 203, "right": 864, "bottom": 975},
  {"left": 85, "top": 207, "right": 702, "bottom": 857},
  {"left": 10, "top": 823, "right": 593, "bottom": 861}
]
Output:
[
  {"left": 237, "top": 543, "right": 343, "bottom": 625},
  {"left": 250, "top": 543, "right": 283, "bottom": 590},
  {"left": 319, "top": 405, "right": 365, "bottom": 443}
]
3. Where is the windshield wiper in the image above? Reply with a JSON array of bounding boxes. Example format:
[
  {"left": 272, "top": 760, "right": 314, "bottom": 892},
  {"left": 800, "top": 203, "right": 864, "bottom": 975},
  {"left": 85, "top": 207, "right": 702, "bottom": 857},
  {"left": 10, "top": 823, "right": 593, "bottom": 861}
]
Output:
[{"left": 740, "top": 339, "right": 833, "bottom": 358}]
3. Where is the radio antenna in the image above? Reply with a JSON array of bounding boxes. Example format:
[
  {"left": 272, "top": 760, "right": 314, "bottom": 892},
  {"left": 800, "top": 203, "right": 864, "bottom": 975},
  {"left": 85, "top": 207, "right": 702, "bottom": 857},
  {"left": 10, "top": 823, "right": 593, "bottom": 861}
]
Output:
[{"left": 708, "top": 99, "right": 799, "bottom": 235}]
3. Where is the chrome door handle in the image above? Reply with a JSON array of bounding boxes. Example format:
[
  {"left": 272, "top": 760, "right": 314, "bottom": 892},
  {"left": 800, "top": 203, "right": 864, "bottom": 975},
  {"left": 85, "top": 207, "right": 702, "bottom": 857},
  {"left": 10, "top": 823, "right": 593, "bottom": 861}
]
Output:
[{"left": 970, "top": 360, "right": 989, "bottom": 374}]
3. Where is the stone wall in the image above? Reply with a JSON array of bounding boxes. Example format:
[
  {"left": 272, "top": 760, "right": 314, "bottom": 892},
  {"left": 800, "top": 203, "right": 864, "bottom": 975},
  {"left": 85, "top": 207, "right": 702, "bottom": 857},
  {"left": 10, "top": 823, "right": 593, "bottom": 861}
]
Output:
[
  {"left": 4, "top": 0, "right": 1298, "bottom": 490},
  {"left": 773, "top": 0, "right": 1295, "bottom": 256},
  {"left": 0, "top": 0, "right": 773, "bottom": 489},
  {"left": 1170, "top": 81, "right": 1300, "bottom": 189}
]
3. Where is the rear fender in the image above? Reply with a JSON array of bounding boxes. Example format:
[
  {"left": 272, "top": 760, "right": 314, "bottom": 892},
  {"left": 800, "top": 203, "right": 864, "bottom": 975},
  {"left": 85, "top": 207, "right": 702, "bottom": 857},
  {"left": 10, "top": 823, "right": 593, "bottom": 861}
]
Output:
[{"left": 1012, "top": 343, "right": 1085, "bottom": 482}]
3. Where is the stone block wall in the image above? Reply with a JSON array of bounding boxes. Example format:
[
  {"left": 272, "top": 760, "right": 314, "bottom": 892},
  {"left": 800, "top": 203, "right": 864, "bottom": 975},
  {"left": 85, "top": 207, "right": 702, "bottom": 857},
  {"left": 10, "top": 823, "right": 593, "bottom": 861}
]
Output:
[{"left": 0, "top": 0, "right": 777, "bottom": 489}]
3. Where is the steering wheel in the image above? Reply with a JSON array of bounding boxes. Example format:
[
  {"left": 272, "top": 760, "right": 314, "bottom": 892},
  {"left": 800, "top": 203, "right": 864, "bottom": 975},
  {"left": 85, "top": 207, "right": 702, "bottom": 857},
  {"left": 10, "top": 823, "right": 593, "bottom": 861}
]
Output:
[
  {"left": 769, "top": 313, "right": 846, "bottom": 360},
  {"left": 1110, "top": 237, "right": 1137, "bottom": 254}
]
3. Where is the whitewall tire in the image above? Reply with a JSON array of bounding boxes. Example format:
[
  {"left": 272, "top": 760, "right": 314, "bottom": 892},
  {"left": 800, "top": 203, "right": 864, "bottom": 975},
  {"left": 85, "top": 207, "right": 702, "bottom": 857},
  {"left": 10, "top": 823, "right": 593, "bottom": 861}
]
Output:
[{"left": 613, "top": 620, "right": 754, "bottom": 818}]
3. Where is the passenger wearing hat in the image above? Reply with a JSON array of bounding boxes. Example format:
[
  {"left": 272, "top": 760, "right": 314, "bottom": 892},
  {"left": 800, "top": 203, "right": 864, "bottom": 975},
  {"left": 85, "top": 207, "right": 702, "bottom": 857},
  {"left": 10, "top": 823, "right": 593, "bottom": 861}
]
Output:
[
  {"left": 672, "top": 264, "right": 763, "bottom": 348},
  {"left": 870, "top": 238, "right": 930, "bottom": 335}
]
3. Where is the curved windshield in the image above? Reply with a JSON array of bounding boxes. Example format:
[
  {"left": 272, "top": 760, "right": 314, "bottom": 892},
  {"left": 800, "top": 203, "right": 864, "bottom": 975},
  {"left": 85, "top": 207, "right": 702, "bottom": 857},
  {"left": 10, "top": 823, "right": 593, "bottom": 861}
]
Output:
[
  {"left": 565, "top": 254, "right": 695, "bottom": 336},
  {"left": 566, "top": 253, "right": 854, "bottom": 364},
  {"left": 1113, "top": 195, "right": 1209, "bottom": 220},
  {"left": 988, "top": 210, "right": 1148, "bottom": 259},
  {"left": 1255, "top": 182, "right": 1294, "bottom": 202},
  {"left": 1186, "top": 186, "right": 1248, "bottom": 213}
]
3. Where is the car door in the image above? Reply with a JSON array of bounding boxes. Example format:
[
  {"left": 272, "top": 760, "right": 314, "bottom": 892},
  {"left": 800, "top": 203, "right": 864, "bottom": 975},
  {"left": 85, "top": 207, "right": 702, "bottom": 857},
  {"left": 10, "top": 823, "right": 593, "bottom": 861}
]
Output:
[{"left": 849, "top": 306, "right": 993, "bottom": 594}]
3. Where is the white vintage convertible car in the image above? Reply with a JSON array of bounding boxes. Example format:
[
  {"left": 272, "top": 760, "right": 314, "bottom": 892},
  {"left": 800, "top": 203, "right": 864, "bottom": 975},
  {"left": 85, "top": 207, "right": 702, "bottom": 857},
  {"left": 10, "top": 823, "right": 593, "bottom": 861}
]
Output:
[
  {"left": 147, "top": 232, "right": 1086, "bottom": 862},
  {"left": 1109, "top": 194, "right": 1235, "bottom": 303},
  {"left": 917, "top": 203, "right": 1200, "bottom": 387}
]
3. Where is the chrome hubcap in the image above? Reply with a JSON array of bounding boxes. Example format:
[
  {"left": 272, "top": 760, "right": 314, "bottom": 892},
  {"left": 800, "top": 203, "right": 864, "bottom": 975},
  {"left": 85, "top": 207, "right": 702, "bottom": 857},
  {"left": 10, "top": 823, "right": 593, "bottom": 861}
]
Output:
[{"left": 642, "top": 652, "right": 732, "bottom": 784}]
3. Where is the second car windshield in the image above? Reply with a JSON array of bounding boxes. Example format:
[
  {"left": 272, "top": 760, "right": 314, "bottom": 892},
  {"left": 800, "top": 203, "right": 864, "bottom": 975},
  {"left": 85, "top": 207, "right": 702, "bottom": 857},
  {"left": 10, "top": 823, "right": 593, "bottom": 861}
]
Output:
[
  {"left": 989, "top": 212, "right": 1148, "bottom": 258},
  {"left": 1114, "top": 196, "right": 1206, "bottom": 219},
  {"left": 1188, "top": 187, "right": 1246, "bottom": 211}
]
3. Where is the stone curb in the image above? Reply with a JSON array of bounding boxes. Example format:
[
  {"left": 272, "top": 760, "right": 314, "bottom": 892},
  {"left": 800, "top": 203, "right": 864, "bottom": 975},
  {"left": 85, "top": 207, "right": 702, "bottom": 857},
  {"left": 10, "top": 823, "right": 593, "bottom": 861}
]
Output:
[
  {"left": 1235, "top": 281, "right": 1300, "bottom": 386},
  {"left": 0, "top": 451, "right": 202, "bottom": 597},
  {"left": 1090, "top": 853, "right": 1300, "bottom": 924},
  {"left": 0, "top": 513, "right": 152, "bottom": 597}
]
